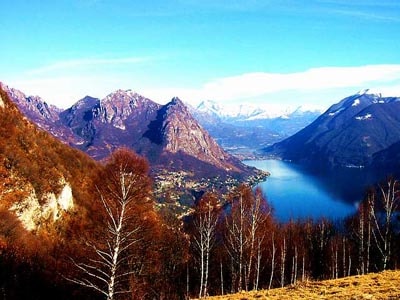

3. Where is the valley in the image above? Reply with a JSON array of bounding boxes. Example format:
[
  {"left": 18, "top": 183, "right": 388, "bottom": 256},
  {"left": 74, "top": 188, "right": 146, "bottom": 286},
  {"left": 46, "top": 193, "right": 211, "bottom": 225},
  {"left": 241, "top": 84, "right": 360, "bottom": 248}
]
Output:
[
  {"left": 2, "top": 1, "right": 400, "bottom": 299},
  {"left": 1, "top": 83, "right": 269, "bottom": 205}
]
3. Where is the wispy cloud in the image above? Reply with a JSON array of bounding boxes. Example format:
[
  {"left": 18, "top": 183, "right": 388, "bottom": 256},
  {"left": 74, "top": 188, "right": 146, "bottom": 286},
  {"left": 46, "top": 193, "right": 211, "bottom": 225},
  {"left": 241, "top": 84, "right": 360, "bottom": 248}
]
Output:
[
  {"left": 317, "top": 0, "right": 400, "bottom": 8},
  {"left": 26, "top": 56, "right": 153, "bottom": 75},
  {"left": 315, "top": 0, "right": 400, "bottom": 22},
  {"left": 327, "top": 8, "right": 400, "bottom": 22}
]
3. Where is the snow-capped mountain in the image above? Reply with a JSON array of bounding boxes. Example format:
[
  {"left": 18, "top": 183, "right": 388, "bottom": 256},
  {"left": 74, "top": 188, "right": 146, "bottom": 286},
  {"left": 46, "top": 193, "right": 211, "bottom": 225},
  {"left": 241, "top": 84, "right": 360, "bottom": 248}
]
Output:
[
  {"left": 190, "top": 100, "right": 322, "bottom": 157},
  {"left": 195, "top": 99, "right": 322, "bottom": 121},
  {"left": 264, "top": 90, "right": 400, "bottom": 169}
]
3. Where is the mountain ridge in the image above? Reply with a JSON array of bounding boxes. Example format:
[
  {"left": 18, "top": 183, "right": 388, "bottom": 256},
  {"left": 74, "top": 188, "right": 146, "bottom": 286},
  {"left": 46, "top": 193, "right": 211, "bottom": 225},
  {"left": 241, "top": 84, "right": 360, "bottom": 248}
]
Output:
[
  {"left": 2, "top": 83, "right": 263, "bottom": 199},
  {"left": 264, "top": 90, "right": 400, "bottom": 170}
]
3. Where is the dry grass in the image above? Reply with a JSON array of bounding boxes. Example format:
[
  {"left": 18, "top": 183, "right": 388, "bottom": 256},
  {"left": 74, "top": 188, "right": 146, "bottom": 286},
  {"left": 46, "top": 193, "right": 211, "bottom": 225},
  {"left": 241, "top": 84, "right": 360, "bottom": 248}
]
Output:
[{"left": 203, "top": 270, "right": 400, "bottom": 300}]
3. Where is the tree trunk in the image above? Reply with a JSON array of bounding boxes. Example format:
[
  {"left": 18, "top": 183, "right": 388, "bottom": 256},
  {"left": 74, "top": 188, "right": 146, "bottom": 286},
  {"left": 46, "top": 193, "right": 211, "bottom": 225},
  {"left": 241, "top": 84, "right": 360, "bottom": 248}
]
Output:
[{"left": 269, "top": 234, "right": 276, "bottom": 290}]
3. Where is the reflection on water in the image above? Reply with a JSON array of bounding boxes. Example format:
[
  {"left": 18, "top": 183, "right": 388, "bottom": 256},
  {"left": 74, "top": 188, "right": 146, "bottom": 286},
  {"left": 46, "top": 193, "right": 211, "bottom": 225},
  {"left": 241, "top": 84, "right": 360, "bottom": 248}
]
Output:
[{"left": 244, "top": 160, "right": 389, "bottom": 222}]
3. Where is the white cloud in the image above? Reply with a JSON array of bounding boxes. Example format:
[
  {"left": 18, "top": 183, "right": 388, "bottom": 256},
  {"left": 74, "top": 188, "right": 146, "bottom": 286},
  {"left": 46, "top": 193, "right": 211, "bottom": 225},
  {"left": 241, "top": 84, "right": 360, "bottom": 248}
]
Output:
[
  {"left": 5, "top": 64, "right": 400, "bottom": 110},
  {"left": 199, "top": 65, "right": 400, "bottom": 100},
  {"left": 143, "top": 64, "right": 400, "bottom": 107}
]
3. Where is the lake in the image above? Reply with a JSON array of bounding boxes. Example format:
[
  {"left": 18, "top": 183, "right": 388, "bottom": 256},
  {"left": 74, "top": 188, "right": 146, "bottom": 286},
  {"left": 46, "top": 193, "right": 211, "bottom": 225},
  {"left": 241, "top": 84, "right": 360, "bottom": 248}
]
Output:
[{"left": 244, "top": 159, "right": 388, "bottom": 222}]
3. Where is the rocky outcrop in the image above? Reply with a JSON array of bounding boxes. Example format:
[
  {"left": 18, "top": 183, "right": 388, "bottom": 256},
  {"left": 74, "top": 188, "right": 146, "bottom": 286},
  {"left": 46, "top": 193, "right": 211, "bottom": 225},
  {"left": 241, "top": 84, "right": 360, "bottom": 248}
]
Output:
[{"left": 10, "top": 179, "right": 74, "bottom": 231}]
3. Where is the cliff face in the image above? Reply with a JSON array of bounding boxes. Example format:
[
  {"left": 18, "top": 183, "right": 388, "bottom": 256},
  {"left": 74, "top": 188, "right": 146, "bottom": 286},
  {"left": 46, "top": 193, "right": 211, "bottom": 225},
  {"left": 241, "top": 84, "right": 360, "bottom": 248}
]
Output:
[{"left": 159, "top": 97, "right": 238, "bottom": 171}]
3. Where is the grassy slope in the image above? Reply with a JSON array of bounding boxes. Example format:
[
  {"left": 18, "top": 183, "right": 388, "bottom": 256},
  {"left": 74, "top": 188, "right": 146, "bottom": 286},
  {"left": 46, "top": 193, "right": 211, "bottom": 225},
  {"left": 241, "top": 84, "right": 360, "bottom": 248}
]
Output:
[{"left": 205, "top": 270, "right": 400, "bottom": 300}]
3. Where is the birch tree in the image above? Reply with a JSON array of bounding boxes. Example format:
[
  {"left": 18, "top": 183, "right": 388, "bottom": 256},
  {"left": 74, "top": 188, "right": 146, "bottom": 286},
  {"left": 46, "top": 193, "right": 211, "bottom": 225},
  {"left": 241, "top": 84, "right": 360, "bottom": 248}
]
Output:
[
  {"left": 224, "top": 185, "right": 248, "bottom": 292},
  {"left": 245, "top": 187, "right": 270, "bottom": 291},
  {"left": 192, "top": 192, "right": 220, "bottom": 298},
  {"left": 69, "top": 148, "right": 155, "bottom": 300},
  {"left": 369, "top": 178, "right": 399, "bottom": 270},
  {"left": 349, "top": 196, "right": 372, "bottom": 275},
  {"left": 223, "top": 185, "right": 271, "bottom": 292}
]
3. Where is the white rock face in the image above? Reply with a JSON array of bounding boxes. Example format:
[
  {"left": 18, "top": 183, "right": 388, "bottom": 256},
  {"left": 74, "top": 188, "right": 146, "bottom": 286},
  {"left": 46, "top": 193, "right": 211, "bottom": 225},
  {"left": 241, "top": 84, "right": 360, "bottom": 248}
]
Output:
[
  {"left": 0, "top": 94, "right": 4, "bottom": 108},
  {"left": 10, "top": 179, "right": 74, "bottom": 231},
  {"left": 57, "top": 183, "right": 74, "bottom": 211},
  {"left": 11, "top": 191, "right": 42, "bottom": 231}
]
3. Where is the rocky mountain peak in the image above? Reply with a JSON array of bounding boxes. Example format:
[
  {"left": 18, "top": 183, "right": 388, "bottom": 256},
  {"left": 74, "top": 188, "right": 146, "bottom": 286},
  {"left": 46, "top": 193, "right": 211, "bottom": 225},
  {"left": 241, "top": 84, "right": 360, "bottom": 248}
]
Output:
[
  {"left": 97, "top": 90, "right": 160, "bottom": 128},
  {"left": 157, "top": 97, "right": 238, "bottom": 171},
  {"left": 0, "top": 82, "right": 60, "bottom": 123},
  {"left": 170, "top": 96, "right": 184, "bottom": 105}
]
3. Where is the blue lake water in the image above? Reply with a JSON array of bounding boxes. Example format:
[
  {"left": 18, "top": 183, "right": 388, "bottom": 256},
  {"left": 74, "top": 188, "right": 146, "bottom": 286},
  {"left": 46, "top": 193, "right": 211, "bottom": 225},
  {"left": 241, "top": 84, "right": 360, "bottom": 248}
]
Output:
[{"left": 244, "top": 160, "right": 387, "bottom": 222}]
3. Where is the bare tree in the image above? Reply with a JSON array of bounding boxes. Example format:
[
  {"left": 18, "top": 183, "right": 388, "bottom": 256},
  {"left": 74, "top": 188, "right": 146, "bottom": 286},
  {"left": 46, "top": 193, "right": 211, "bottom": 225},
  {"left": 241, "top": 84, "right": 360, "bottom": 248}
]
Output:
[
  {"left": 192, "top": 192, "right": 220, "bottom": 298},
  {"left": 224, "top": 185, "right": 249, "bottom": 292},
  {"left": 369, "top": 177, "right": 399, "bottom": 270},
  {"left": 223, "top": 185, "right": 271, "bottom": 292},
  {"left": 245, "top": 188, "right": 270, "bottom": 291},
  {"left": 69, "top": 148, "right": 155, "bottom": 300},
  {"left": 268, "top": 232, "right": 276, "bottom": 290},
  {"left": 280, "top": 236, "right": 286, "bottom": 288},
  {"left": 353, "top": 197, "right": 372, "bottom": 275}
]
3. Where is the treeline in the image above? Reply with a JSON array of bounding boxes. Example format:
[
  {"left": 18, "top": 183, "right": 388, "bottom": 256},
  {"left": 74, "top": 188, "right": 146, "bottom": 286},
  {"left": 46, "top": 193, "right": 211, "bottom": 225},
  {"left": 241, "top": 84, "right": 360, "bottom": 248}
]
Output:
[
  {"left": 1, "top": 145, "right": 400, "bottom": 299},
  {"left": 185, "top": 177, "right": 400, "bottom": 298}
]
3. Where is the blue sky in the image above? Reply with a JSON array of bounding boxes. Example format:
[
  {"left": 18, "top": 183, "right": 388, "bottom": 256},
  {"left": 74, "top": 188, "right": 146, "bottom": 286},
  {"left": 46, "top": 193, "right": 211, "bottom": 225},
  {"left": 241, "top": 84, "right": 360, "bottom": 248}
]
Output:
[{"left": 1, "top": 0, "right": 400, "bottom": 112}]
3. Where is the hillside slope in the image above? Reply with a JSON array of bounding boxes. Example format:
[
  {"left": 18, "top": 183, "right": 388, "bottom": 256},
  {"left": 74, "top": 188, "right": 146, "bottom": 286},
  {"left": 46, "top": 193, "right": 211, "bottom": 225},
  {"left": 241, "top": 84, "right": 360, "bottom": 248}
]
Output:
[
  {"left": 0, "top": 87, "right": 99, "bottom": 232},
  {"left": 206, "top": 270, "right": 400, "bottom": 300},
  {"left": 0, "top": 84, "right": 102, "bottom": 299},
  {"left": 264, "top": 91, "right": 400, "bottom": 169}
]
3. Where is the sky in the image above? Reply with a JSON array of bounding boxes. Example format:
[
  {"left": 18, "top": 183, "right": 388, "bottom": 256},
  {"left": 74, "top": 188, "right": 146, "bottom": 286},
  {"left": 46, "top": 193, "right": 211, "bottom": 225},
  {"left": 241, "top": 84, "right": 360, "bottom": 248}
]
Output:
[{"left": 1, "top": 0, "right": 400, "bottom": 113}]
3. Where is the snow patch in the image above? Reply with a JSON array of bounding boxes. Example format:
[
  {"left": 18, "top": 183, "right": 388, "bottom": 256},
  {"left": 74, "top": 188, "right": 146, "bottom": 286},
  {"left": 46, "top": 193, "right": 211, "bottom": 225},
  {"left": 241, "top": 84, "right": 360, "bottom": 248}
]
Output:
[
  {"left": 355, "top": 114, "right": 372, "bottom": 121},
  {"left": 352, "top": 99, "right": 360, "bottom": 107},
  {"left": 0, "top": 94, "right": 4, "bottom": 108},
  {"left": 328, "top": 108, "right": 344, "bottom": 116}
]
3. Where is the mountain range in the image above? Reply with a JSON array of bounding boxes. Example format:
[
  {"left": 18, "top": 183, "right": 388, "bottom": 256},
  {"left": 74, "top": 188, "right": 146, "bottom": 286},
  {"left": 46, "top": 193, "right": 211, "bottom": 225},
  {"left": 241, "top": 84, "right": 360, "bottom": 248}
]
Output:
[
  {"left": 1, "top": 83, "right": 265, "bottom": 198},
  {"left": 5, "top": 81, "right": 400, "bottom": 182},
  {"left": 190, "top": 100, "right": 321, "bottom": 157},
  {"left": 264, "top": 90, "right": 400, "bottom": 171}
]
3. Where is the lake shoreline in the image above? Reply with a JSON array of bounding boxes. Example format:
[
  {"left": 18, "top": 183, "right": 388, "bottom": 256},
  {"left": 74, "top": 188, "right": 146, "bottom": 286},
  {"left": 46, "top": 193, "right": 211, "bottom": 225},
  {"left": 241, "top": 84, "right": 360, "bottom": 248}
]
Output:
[{"left": 243, "top": 159, "right": 362, "bottom": 222}]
